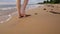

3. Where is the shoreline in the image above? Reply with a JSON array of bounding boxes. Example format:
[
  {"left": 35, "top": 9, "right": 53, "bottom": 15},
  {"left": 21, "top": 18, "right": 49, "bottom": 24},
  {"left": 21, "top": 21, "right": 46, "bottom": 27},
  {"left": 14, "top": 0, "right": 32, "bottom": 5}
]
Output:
[
  {"left": 0, "top": 4, "right": 60, "bottom": 34},
  {"left": 0, "top": 4, "right": 44, "bottom": 23}
]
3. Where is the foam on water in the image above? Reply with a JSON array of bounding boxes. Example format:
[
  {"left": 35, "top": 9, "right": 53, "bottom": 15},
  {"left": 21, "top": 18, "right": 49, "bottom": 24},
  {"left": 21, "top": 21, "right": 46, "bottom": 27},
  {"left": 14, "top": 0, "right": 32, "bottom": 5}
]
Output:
[
  {"left": 0, "top": 4, "right": 44, "bottom": 23},
  {"left": 6, "top": 15, "right": 11, "bottom": 21},
  {"left": 0, "top": 7, "right": 16, "bottom": 10},
  {"left": 0, "top": 14, "right": 12, "bottom": 23}
]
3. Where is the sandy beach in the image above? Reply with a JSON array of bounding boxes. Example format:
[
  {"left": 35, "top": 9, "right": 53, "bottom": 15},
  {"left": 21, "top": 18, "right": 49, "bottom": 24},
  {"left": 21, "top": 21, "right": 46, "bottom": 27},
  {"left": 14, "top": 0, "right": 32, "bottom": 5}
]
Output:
[
  {"left": 0, "top": 4, "right": 43, "bottom": 23},
  {"left": 0, "top": 4, "right": 60, "bottom": 34}
]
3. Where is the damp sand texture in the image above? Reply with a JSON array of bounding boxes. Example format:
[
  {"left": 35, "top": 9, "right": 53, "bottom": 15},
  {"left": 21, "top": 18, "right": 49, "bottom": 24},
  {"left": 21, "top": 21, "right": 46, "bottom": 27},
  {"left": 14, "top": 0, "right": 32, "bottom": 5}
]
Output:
[{"left": 0, "top": 4, "right": 60, "bottom": 34}]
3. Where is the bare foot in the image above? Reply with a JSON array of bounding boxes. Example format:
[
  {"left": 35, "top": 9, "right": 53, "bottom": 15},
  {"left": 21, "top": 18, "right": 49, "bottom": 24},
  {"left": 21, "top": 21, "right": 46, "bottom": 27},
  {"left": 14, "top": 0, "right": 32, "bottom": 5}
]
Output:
[
  {"left": 18, "top": 14, "right": 24, "bottom": 18},
  {"left": 19, "top": 15, "right": 31, "bottom": 18}
]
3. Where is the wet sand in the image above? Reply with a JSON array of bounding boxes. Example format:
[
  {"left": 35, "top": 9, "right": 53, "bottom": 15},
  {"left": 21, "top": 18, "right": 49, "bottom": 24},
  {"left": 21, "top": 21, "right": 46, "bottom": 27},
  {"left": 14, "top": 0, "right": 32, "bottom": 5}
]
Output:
[
  {"left": 0, "top": 4, "right": 43, "bottom": 23},
  {"left": 0, "top": 4, "right": 60, "bottom": 34}
]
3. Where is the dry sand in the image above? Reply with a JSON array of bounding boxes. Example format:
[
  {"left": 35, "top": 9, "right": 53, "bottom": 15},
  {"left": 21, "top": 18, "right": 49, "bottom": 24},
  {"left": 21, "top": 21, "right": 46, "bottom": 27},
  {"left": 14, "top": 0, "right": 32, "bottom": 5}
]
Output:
[{"left": 0, "top": 4, "right": 60, "bottom": 34}]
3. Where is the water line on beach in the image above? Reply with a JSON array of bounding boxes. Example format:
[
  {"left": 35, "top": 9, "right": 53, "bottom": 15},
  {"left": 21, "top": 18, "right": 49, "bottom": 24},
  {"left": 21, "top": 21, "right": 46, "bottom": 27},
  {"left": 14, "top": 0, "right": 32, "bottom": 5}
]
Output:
[
  {"left": 6, "top": 14, "right": 12, "bottom": 22},
  {"left": 0, "top": 14, "right": 12, "bottom": 23},
  {"left": 0, "top": 4, "right": 44, "bottom": 23}
]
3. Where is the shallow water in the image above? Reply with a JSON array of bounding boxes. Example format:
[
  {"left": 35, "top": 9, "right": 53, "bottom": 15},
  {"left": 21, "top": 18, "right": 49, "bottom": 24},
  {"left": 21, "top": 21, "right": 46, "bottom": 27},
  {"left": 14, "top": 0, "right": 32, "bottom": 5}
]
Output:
[{"left": 0, "top": 4, "right": 44, "bottom": 23}]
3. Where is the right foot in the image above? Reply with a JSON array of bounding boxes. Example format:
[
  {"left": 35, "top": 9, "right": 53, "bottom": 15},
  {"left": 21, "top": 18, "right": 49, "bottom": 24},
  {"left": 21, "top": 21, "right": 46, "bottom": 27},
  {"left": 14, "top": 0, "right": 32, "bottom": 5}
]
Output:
[
  {"left": 18, "top": 14, "right": 24, "bottom": 18},
  {"left": 19, "top": 14, "right": 31, "bottom": 18}
]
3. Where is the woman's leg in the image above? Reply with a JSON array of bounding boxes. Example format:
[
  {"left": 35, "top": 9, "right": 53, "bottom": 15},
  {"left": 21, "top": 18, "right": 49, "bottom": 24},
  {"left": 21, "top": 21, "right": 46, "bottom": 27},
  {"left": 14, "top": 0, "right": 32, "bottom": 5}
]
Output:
[
  {"left": 22, "top": 0, "right": 29, "bottom": 16},
  {"left": 16, "top": 0, "right": 21, "bottom": 17}
]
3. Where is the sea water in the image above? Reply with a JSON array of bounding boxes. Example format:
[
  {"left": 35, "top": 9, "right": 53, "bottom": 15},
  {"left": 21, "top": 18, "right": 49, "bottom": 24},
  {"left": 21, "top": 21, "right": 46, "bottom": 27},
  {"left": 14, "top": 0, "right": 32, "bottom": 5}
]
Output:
[{"left": 0, "top": 4, "right": 44, "bottom": 23}]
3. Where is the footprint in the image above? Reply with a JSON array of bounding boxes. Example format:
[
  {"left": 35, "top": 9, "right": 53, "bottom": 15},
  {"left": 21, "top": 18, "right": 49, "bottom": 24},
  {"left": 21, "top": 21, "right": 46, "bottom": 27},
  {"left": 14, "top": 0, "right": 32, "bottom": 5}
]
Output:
[
  {"left": 49, "top": 11, "right": 60, "bottom": 14},
  {"left": 51, "top": 6, "right": 54, "bottom": 8},
  {"left": 43, "top": 8, "right": 46, "bottom": 10},
  {"left": 35, "top": 13, "right": 38, "bottom": 15},
  {"left": 51, "top": 9, "right": 53, "bottom": 10},
  {"left": 47, "top": 11, "right": 48, "bottom": 12}
]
